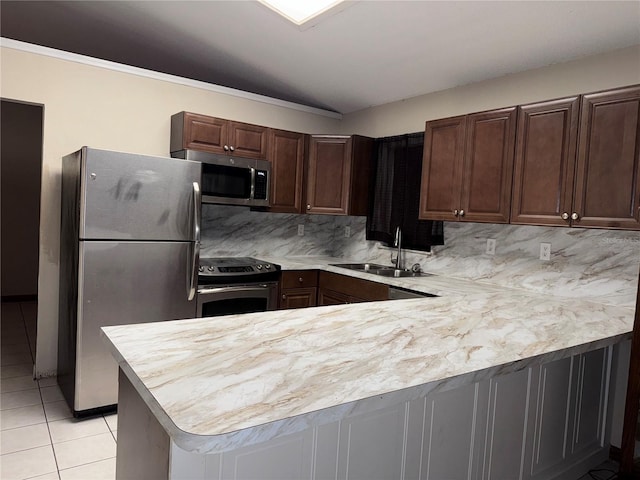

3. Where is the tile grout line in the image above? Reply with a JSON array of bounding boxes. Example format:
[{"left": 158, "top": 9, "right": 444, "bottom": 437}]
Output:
[
  {"left": 38, "top": 370, "right": 62, "bottom": 480},
  {"left": 18, "top": 302, "right": 36, "bottom": 366}
]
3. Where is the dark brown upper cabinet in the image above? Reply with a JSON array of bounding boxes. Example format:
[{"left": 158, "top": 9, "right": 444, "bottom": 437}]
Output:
[
  {"left": 573, "top": 86, "right": 640, "bottom": 230},
  {"left": 170, "top": 112, "right": 268, "bottom": 159},
  {"left": 419, "top": 107, "right": 516, "bottom": 223},
  {"left": 512, "top": 86, "right": 640, "bottom": 230},
  {"left": 267, "top": 129, "right": 307, "bottom": 214},
  {"left": 511, "top": 97, "right": 580, "bottom": 226},
  {"left": 306, "top": 135, "right": 373, "bottom": 216}
]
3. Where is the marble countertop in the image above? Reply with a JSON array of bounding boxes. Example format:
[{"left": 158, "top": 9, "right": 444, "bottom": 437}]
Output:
[{"left": 101, "top": 257, "right": 635, "bottom": 454}]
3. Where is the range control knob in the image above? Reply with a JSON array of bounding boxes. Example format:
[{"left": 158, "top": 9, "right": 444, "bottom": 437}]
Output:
[
  {"left": 208, "top": 266, "right": 215, "bottom": 271},
  {"left": 198, "top": 266, "right": 204, "bottom": 272},
  {"left": 256, "top": 264, "right": 263, "bottom": 270},
  {"left": 264, "top": 264, "right": 272, "bottom": 270}
]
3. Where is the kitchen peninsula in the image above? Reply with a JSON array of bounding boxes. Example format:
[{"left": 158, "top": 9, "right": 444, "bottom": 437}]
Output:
[{"left": 102, "top": 261, "right": 634, "bottom": 480}]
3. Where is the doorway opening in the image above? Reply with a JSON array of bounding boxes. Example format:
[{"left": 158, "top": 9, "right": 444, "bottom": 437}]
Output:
[{"left": 1, "top": 99, "right": 44, "bottom": 370}]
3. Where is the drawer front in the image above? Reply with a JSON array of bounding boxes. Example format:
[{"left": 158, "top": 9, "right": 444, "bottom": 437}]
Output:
[{"left": 281, "top": 270, "right": 319, "bottom": 289}]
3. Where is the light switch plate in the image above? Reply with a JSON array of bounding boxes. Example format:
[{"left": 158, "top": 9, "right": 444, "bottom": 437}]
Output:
[
  {"left": 297, "top": 224, "right": 304, "bottom": 236},
  {"left": 344, "top": 226, "right": 351, "bottom": 238}
]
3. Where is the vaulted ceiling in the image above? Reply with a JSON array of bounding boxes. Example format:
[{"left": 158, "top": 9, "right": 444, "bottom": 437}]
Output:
[{"left": 2, "top": 1, "right": 639, "bottom": 114}]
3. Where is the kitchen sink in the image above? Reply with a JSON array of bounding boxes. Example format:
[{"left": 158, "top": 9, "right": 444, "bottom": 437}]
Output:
[
  {"left": 373, "top": 269, "right": 426, "bottom": 278},
  {"left": 330, "top": 263, "right": 391, "bottom": 271},
  {"left": 330, "top": 263, "right": 432, "bottom": 278}
]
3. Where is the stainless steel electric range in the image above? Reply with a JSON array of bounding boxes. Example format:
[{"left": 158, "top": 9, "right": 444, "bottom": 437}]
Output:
[{"left": 196, "top": 257, "right": 281, "bottom": 318}]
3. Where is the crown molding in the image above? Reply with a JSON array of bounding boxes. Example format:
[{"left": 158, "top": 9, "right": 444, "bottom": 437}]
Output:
[{"left": 0, "top": 37, "right": 343, "bottom": 120}]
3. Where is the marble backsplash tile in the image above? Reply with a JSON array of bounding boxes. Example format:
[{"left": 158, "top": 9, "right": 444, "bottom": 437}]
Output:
[
  {"left": 200, "top": 205, "right": 339, "bottom": 258},
  {"left": 335, "top": 217, "right": 640, "bottom": 306},
  {"left": 201, "top": 206, "right": 640, "bottom": 306}
]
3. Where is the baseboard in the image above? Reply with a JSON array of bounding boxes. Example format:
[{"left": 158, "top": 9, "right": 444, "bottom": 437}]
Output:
[{"left": 1, "top": 294, "right": 38, "bottom": 302}]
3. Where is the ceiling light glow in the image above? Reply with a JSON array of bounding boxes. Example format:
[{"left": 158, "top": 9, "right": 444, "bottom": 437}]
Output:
[{"left": 259, "top": 0, "right": 345, "bottom": 25}]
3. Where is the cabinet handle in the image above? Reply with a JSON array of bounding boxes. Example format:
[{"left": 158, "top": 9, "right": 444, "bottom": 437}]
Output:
[
  {"left": 571, "top": 212, "right": 580, "bottom": 221},
  {"left": 307, "top": 204, "right": 311, "bottom": 210},
  {"left": 561, "top": 212, "right": 570, "bottom": 220},
  {"left": 229, "top": 146, "right": 235, "bottom": 152},
  {"left": 223, "top": 145, "right": 229, "bottom": 151},
  {"left": 459, "top": 209, "right": 465, "bottom": 217},
  {"left": 298, "top": 277, "right": 304, "bottom": 283},
  {"left": 454, "top": 209, "right": 459, "bottom": 216}
]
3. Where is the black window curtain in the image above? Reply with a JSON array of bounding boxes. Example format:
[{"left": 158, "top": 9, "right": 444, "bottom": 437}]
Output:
[{"left": 367, "top": 132, "right": 444, "bottom": 251}]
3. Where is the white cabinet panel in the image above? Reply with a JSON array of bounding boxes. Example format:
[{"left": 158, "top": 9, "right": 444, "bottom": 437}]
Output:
[
  {"left": 482, "top": 368, "right": 531, "bottom": 480},
  {"left": 220, "top": 430, "right": 313, "bottom": 480},
  {"left": 336, "top": 403, "right": 407, "bottom": 480},
  {"left": 529, "top": 357, "right": 575, "bottom": 478},
  {"left": 571, "top": 348, "right": 608, "bottom": 455},
  {"left": 423, "top": 383, "right": 478, "bottom": 480}
]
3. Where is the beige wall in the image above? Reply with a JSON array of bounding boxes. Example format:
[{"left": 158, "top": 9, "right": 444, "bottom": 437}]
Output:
[
  {"left": 0, "top": 45, "right": 342, "bottom": 377},
  {"left": 341, "top": 44, "right": 640, "bottom": 137}
]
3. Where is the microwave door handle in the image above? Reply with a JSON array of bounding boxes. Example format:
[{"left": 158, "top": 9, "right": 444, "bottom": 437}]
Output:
[
  {"left": 188, "top": 182, "right": 201, "bottom": 301},
  {"left": 250, "top": 167, "right": 256, "bottom": 200}
]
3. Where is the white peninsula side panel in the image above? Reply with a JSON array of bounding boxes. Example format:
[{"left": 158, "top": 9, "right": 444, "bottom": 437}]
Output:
[{"left": 118, "top": 346, "right": 613, "bottom": 480}]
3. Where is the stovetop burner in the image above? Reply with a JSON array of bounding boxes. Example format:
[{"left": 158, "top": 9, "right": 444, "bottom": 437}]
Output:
[{"left": 198, "top": 257, "right": 281, "bottom": 284}]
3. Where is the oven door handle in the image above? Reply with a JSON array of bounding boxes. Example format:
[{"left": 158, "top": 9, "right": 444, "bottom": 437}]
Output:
[{"left": 198, "top": 285, "right": 271, "bottom": 296}]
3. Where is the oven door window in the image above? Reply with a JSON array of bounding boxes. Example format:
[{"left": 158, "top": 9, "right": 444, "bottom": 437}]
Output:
[
  {"left": 201, "top": 297, "right": 268, "bottom": 317},
  {"left": 202, "top": 164, "right": 251, "bottom": 199}
]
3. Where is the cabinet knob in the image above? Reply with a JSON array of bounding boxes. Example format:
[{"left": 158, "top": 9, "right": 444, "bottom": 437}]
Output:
[
  {"left": 229, "top": 146, "right": 235, "bottom": 152},
  {"left": 307, "top": 204, "right": 311, "bottom": 210},
  {"left": 282, "top": 294, "right": 286, "bottom": 300},
  {"left": 561, "top": 212, "right": 570, "bottom": 220},
  {"left": 453, "top": 209, "right": 459, "bottom": 216},
  {"left": 459, "top": 209, "right": 465, "bottom": 217},
  {"left": 571, "top": 212, "right": 579, "bottom": 221},
  {"left": 223, "top": 145, "right": 229, "bottom": 151},
  {"left": 298, "top": 277, "right": 304, "bottom": 283}
]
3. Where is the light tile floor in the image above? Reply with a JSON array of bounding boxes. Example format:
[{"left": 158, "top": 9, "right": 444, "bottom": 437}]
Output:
[{"left": 1, "top": 302, "right": 116, "bottom": 480}]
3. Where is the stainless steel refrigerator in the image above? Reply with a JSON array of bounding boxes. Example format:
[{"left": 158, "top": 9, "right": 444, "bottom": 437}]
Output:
[{"left": 57, "top": 147, "right": 201, "bottom": 416}]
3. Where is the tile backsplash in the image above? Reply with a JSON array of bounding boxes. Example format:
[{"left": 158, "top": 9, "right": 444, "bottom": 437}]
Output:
[{"left": 201, "top": 205, "right": 640, "bottom": 306}]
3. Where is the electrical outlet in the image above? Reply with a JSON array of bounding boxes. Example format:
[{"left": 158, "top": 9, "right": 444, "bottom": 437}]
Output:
[
  {"left": 297, "top": 224, "right": 304, "bottom": 236},
  {"left": 344, "top": 226, "right": 351, "bottom": 238},
  {"left": 486, "top": 239, "right": 496, "bottom": 255},
  {"left": 540, "top": 242, "right": 551, "bottom": 261}
]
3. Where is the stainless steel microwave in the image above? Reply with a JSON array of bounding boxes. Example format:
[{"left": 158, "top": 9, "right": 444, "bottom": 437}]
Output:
[{"left": 172, "top": 150, "right": 270, "bottom": 207}]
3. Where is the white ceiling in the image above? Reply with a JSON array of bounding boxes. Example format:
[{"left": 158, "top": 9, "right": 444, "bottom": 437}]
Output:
[{"left": 2, "top": 1, "right": 639, "bottom": 114}]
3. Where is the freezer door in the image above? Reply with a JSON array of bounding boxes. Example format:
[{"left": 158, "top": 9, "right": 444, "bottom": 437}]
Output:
[
  {"left": 78, "top": 147, "right": 201, "bottom": 241},
  {"left": 74, "top": 241, "right": 197, "bottom": 412}
]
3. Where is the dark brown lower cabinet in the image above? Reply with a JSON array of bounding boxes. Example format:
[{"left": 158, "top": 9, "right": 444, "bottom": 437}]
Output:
[
  {"left": 279, "top": 270, "right": 318, "bottom": 309},
  {"left": 317, "top": 271, "right": 388, "bottom": 306}
]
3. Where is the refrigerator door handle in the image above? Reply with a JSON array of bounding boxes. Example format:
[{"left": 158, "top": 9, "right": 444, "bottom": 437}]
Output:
[{"left": 188, "top": 182, "right": 201, "bottom": 301}]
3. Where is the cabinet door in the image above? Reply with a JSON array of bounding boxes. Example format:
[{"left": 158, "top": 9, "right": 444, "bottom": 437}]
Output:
[
  {"left": 229, "top": 121, "right": 268, "bottom": 159},
  {"left": 419, "top": 116, "right": 466, "bottom": 221},
  {"left": 268, "top": 129, "right": 306, "bottom": 213},
  {"left": 280, "top": 288, "right": 317, "bottom": 309},
  {"left": 574, "top": 86, "right": 640, "bottom": 229},
  {"left": 306, "top": 136, "right": 352, "bottom": 215},
  {"left": 317, "top": 288, "right": 350, "bottom": 306},
  {"left": 511, "top": 98, "right": 579, "bottom": 226},
  {"left": 461, "top": 107, "right": 516, "bottom": 223},
  {"left": 181, "top": 112, "right": 228, "bottom": 154}
]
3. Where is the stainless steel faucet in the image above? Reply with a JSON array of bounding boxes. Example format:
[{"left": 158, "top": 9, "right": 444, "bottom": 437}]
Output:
[{"left": 393, "top": 226, "right": 403, "bottom": 270}]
